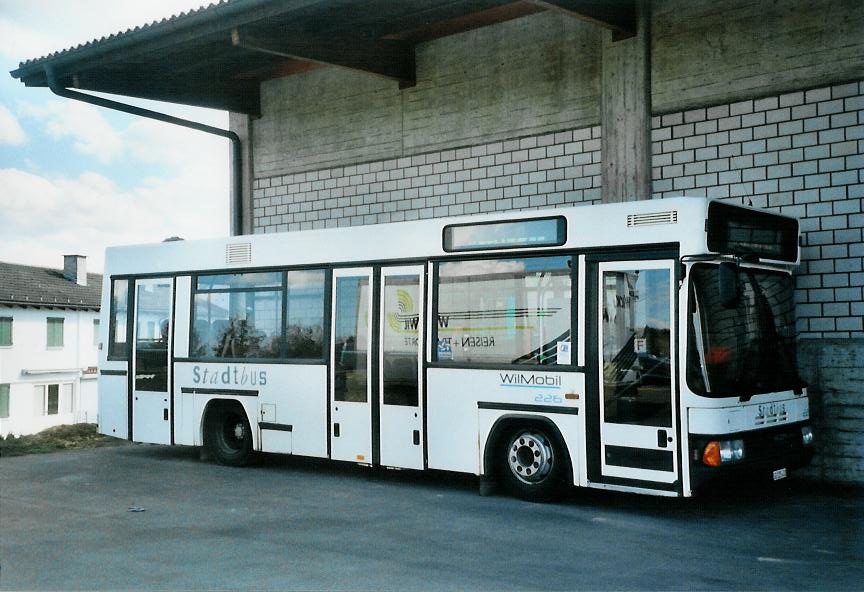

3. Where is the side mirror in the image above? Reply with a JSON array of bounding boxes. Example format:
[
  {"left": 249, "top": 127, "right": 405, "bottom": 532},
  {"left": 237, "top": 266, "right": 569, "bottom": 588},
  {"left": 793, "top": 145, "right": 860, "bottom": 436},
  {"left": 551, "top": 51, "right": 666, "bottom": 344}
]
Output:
[{"left": 719, "top": 261, "right": 739, "bottom": 309}]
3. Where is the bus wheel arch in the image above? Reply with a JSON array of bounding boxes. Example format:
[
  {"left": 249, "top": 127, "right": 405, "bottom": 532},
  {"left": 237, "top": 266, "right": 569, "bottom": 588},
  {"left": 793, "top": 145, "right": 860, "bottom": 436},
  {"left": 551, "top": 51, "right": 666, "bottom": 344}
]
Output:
[
  {"left": 201, "top": 399, "right": 256, "bottom": 467},
  {"left": 483, "top": 415, "right": 572, "bottom": 502}
]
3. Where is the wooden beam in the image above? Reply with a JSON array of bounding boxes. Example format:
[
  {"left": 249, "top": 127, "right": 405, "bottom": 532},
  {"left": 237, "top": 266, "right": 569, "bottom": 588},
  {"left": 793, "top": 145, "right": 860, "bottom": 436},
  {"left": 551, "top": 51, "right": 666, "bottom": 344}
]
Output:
[
  {"left": 71, "top": 70, "right": 260, "bottom": 115},
  {"left": 383, "top": 1, "right": 544, "bottom": 44},
  {"left": 231, "top": 26, "right": 415, "bottom": 86},
  {"left": 232, "top": 58, "right": 322, "bottom": 82},
  {"left": 528, "top": 0, "right": 636, "bottom": 39}
]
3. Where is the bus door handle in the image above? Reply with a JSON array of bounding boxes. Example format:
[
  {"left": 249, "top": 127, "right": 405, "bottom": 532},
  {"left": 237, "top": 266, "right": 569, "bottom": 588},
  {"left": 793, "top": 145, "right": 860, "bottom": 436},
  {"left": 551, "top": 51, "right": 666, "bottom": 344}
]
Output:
[
  {"left": 333, "top": 423, "right": 340, "bottom": 438},
  {"left": 657, "top": 429, "right": 672, "bottom": 448}
]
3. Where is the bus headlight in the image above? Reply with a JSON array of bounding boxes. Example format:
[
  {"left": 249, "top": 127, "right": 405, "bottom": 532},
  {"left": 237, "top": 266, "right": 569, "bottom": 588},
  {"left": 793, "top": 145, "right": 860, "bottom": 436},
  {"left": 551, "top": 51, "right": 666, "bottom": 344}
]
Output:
[
  {"left": 703, "top": 439, "right": 745, "bottom": 466},
  {"left": 720, "top": 439, "right": 745, "bottom": 463},
  {"left": 801, "top": 426, "right": 814, "bottom": 446}
]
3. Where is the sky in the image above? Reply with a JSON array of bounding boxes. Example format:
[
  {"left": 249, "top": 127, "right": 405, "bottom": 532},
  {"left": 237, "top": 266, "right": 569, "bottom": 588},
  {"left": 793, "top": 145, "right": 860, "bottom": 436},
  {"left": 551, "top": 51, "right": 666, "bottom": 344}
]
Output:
[{"left": 0, "top": 0, "right": 230, "bottom": 272}]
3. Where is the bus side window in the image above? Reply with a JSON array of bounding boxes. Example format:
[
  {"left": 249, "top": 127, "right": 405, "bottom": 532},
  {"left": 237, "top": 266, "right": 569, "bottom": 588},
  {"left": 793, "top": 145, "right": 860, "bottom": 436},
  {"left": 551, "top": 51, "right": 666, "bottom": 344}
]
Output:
[
  {"left": 435, "top": 256, "right": 572, "bottom": 366},
  {"left": 108, "top": 278, "right": 130, "bottom": 360},
  {"left": 286, "top": 270, "right": 326, "bottom": 360}
]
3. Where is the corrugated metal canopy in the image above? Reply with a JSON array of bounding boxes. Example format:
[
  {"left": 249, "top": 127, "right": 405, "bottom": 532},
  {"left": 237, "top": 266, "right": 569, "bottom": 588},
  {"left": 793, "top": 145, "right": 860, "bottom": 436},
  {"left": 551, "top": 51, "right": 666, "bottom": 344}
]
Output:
[{"left": 10, "top": 0, "right": 635, "bottom": 116}]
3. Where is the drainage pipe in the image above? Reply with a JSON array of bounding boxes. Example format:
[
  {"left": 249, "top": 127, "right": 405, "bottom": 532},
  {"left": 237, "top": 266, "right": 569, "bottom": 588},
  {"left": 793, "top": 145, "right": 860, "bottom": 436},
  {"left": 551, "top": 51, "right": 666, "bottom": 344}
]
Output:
[{"left": 44, "top": 65, "right": 244, "bottom": 236}]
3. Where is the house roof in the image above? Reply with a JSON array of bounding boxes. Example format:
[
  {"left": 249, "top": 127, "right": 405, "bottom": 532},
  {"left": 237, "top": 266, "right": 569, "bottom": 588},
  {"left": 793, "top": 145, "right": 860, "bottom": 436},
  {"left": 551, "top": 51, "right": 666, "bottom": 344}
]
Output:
[
  {"left": 0, "top": 261, "right": 103, "bottom": 311},
  {"left": 9, "top": 0, "right": 635, "bottom": 116}
]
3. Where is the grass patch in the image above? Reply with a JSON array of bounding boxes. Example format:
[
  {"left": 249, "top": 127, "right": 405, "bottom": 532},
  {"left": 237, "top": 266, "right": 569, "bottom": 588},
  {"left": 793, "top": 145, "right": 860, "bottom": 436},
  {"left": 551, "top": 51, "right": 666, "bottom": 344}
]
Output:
[{"left": 1, "top": 423, "right": 125, "bottom": 457}]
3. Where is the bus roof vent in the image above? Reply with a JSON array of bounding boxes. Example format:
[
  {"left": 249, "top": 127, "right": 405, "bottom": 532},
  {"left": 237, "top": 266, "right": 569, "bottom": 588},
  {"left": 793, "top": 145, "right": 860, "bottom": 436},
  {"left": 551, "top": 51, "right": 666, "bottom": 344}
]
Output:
[
  {"left": 225, "top": 242, "right": 252, "bottom": 265},
  {"left": 627, "top": 210, "right": 678, "bottom": 227}
]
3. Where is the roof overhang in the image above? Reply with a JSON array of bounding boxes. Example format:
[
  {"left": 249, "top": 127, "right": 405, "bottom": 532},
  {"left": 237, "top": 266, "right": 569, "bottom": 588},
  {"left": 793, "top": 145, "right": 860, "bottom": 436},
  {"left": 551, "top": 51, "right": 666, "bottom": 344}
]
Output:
[{"left": 10, "top": 0, "right": 636, "bottom": 117}]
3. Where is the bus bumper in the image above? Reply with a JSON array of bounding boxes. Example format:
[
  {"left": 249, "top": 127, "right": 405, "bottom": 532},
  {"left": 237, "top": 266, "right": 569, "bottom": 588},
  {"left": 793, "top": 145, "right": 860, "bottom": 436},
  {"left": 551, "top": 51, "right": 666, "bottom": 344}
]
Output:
[{"left": 688, "top": 421, "right": 814, "bottom": 492}]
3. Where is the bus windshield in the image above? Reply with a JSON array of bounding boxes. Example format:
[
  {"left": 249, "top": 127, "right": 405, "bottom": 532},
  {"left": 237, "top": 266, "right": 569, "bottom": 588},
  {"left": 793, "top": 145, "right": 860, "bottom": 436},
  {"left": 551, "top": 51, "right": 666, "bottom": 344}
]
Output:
[{"left": 687, "top": 263, "right": 800, "bottom": 398}]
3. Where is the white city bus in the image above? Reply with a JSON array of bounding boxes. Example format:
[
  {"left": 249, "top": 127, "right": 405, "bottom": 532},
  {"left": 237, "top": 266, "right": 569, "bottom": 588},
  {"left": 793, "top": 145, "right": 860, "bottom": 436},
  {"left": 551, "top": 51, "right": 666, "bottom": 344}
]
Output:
[{"left": 97, "top": 197, "right": 813, "bottom": 500}]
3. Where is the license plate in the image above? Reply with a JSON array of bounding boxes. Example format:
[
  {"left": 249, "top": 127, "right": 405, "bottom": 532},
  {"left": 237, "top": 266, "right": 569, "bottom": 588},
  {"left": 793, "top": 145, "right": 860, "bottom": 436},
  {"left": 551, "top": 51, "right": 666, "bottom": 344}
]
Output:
[{"left": 772, "top": 468, "right": 787, "bottom": 481}]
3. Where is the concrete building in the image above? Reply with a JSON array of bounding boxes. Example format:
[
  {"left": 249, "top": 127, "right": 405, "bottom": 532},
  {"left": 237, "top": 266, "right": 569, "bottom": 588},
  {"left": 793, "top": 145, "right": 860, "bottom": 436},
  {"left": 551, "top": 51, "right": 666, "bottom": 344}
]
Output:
[
  {"left": 9, "top": 0, "right": 863, "bottom": 483},
  {"left": 0, "top": 257, "right": 102, "bottom": 436}
]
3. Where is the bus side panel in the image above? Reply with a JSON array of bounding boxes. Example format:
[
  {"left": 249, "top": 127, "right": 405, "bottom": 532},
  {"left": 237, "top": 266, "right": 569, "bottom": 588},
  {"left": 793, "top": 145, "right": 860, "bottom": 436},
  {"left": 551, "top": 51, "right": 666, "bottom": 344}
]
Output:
[
  {"left": 427, "top": 368, "right": 582, "bottom": 476},
  {"left": 98, "top": 373, "right": 128, "bottom": 439},
  {"left": 173, "top": 362, "right": 327, "bottom": 457},
  {"left": 427, "top": 368, "right": 481, "bottom": 474}
]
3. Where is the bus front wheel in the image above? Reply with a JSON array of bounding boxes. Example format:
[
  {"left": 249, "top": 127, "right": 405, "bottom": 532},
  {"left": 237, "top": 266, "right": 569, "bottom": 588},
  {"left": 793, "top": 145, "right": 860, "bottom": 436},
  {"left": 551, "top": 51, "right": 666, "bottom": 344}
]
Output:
[
  {"left": 203, "top": 403, "right": 255, "bottom": 467},
  {"left": 499, "top": 425, "right": 565, "bottom": 502}
]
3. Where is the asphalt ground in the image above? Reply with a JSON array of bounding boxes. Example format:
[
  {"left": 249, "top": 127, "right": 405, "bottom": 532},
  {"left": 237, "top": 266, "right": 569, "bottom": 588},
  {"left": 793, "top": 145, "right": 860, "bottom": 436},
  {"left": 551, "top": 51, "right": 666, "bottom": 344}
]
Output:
[{"left": 1, "top": 443, "right": 862, "bottom": 591}]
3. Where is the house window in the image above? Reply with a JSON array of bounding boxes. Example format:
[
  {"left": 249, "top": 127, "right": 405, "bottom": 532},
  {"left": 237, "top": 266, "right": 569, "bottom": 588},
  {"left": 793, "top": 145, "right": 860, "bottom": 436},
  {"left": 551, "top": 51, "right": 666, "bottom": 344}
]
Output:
[
  {"left": 0, "top": 384, "right": 9, "bottom": 418},
  {"left": 93, "top": 318, "right": 100, "bottom": 346},
  {"left": 0, "top": 317, "right": 11, "bottom": 346},
  {"left": 46, "top": 384, "right": 59, "bottom": 415},
  {"left": 34, "top": 384, "right": 73, "bottom": 416},
  {"left": 47, "top": 317, "right": 64, "bottom": 348}
]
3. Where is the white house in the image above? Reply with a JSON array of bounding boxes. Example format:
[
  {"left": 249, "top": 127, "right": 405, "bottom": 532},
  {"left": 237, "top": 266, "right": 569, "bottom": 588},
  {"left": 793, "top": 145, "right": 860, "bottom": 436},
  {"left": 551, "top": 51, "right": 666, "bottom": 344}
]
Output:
[{"left": 0, "top": 256, "right": 102, "bottom": 436}]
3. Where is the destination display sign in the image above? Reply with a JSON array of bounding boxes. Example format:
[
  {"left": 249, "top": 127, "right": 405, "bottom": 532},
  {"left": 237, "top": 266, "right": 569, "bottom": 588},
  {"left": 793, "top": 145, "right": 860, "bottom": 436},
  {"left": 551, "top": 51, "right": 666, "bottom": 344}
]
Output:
[
  {"left": 706, "top": 201, "right": 798, "bottom": 262},
  {"left": 443, "top": 217, "right": 567, "bottom": 252}
]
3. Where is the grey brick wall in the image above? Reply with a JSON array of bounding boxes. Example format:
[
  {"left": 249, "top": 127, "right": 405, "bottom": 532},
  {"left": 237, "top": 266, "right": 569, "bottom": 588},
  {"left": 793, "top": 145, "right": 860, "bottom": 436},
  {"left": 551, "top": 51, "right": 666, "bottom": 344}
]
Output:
[
  {"left": 651, "top": 80, "right": 864, "bottom": 339},
  {"left": 252, "top": 126, "right": 601, "bottom": 231}
]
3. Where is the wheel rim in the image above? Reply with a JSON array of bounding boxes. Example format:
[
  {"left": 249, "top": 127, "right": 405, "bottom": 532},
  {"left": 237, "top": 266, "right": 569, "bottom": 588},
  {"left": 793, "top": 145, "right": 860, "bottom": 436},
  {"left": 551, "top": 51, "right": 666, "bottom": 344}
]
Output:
[
  {"left": 220, "top": 413, "right": 248, "bottom": 452},
  {"left": 507, "top": 431, "right": 554, "bottom": 484}
]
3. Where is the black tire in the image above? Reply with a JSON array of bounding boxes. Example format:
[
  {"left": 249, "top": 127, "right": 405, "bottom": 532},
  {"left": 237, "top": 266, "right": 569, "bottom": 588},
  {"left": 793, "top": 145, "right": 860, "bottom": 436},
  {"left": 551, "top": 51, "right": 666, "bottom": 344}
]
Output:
[
  {"left": 203, "top": 404, "right": 255, "bottom": 467},
  {"left": 498, "top": 424, "right": 567, "bottom": 502}
]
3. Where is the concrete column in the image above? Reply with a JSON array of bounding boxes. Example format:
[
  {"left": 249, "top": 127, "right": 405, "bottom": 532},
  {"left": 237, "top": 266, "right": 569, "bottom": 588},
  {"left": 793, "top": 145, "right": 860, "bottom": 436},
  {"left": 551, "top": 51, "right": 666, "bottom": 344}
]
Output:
[
  {"left": 229, "top": 112, "right": 255, "bottom": 235},
  {"left": 601, "top": 0, "right": 651, "bottom": 203}
]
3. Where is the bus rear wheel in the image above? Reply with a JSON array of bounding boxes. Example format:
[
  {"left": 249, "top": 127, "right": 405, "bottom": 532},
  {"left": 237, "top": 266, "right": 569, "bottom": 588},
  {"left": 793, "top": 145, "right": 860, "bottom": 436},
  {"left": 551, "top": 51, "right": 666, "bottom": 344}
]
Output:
[
  {"left": 499, "top": 425, "right": 565, "bottom": 502},
  {"left": 204, "top": 403, "right": 255, "bottom": 467}
]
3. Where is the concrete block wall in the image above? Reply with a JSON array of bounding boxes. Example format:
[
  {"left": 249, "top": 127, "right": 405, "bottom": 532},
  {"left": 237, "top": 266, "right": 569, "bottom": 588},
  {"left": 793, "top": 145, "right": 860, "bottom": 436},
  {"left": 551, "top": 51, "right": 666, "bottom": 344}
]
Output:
[
  {"left": 252, "top": 126, "right": 601, "bottom": 231},
  {"left": 798, "top": 339, "right": 864, "bottom": 484},
  {"left": 651, "top": 81, "right": 864, "bottom": 339},
  {"left": 253, "top": 13, "right": 601, "bottom": 179}
]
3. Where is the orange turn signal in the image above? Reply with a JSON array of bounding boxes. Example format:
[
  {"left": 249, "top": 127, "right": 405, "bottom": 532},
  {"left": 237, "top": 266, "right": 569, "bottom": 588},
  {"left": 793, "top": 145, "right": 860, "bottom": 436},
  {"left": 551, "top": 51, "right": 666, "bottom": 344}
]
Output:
[{"left": 702, "top": 441, "right": 721, "bottom": 467}]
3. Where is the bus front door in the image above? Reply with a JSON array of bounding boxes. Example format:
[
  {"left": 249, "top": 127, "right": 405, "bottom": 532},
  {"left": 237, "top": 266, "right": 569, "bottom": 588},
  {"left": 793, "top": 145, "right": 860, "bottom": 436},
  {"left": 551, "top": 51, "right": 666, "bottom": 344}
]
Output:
[
  {"left": 378, "top": 265, "right": 425, "bottom": 470},
  {"left": 131, "top": 277, "right": 173, "bottom": 444},
  {"left": 591, "top": 259, "right": 679, "bottom": 490},
  {"left": 331, "top": 268, "right": 374, "bottom": 463}
]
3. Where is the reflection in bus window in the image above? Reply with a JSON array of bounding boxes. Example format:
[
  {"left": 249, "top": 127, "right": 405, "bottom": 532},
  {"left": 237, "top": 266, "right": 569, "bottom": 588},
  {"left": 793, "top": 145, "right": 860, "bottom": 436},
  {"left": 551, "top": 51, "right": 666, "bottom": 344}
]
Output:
[
  {"left": 286, "top": 270, "right": 326, "bottom": 359},
  {"left": 135, "top": 282, "right": 172, "bottom": 392},
  {"left": 382, "top": 274, "right": 420, "bottom": 406},
  {"left": 334, "top": 276, "right": 369, "bottom": 402},
  {"left": 601, "top": 269, "right": 672, "bottom": 427},
  {"left": 192, "top": 272, "right": 283, "bottom": 359},
  {"left": 436, "top": 256, "right": 571, "bottom": 365},
  {"left": 109, "top": 279, "right": 129, "bottom": 359}
]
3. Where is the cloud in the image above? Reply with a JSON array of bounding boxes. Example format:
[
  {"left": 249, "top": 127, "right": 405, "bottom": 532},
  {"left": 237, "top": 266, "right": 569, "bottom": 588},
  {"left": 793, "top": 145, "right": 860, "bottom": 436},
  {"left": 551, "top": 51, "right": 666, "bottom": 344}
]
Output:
[
  {"left": 0, "top": 165, "right": 228, "bottom": 272},
  {"left": 0, "top": 17, "right": 65, "bottom": 62},
  {"left": 0, "top": 104, "right": 27, "bottom": 145},
  {"left": 123, "top": 116, "right": 229, "bottom": 169},
  {"left": 18, "top": 96, "right": 228, "bottom": 169},
  {"left": 20, "top": 100, "right": 124, "bottom": 164}
]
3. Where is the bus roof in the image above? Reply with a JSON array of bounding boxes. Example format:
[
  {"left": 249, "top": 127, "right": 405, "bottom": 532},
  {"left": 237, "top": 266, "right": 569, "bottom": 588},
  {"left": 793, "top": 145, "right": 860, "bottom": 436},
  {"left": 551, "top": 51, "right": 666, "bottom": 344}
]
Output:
[{"left": 102, "top": 197, "right": 796, "bottom": 276}]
